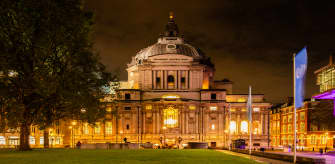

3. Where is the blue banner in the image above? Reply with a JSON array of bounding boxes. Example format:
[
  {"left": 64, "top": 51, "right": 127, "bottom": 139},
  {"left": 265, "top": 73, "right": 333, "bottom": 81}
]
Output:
[{"left": 295, "top": 47, "right": 308, "bottom": 108}]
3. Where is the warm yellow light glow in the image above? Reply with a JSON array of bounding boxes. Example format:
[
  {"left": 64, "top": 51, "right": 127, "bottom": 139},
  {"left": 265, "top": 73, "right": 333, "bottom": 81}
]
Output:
[
  {"left": 146, "top": 105, "right": 152, "bottom": 110},
  {"left": 202, "top": 80, "right": 209, "bottom": 89},
  {"left": 120, "top": 130, "right": 123, "bottom": 134},
  {"left": 130, "top": 72, "right": 134, "bottom": 77},
  {"left": 71, "top": 121, "right": 76, "bottom": 126},
  {"left": 81, "top": 108, "right": 86, "bottom": 113},
  {"left": 237, "top": 98, "right": 246, "bottom": 102},
  {"left": 241, "top": 121, "right": 248, "bottom": 133},
  {"left": 211, "top": 124, "right": 215, "bottom": 130},
  {"left": 163, "top": 126, "right": 167, "bottom": 130},
  {"left": 189, "top": 105, "right": 196, "bottom": 110},
  {"left": 210, "top": 106, "right": 217, "bottom": 111},
  {"left": 106, "top": 106, "right": 112, "bottom": 112},
  {"left": 169, "top": 15, "right": 173, "bottom": 19},
  {"left": 163, "top": 106, "right": 178, "bottom": 128},
  {"left": 68, "top": 126, "right": 72, "bottom": 129},
  {"left": 229, "top": 121, "right": 236, "bottom": 133},
  {"left": 224, "top": 130, "right": 228, "bottom": 133},
  {"left": 162, "top": 95, "right": 180, "bottom": 99},
  {"left": 253, "top": 107, "right": 260, "bottom": 112}
]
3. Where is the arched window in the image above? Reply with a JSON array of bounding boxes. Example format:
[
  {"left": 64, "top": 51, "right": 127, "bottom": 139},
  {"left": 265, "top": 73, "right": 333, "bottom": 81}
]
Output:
[
  {"left": 167, "top": 75, "right": 174, "bottom": 86},
  {"left": 163, "top": 106, "right": 178, "bottom": 128},
  {"left": 229, "top": 121, "right": 236, "bottom": 134},
  {"left": 0, "top": 136, "right": 5, "bottom": 145},
  {"left": 253, "top": 121, "right": 261, "bottom": 134},
  {"left": 241, "top": 121, "right": 248, "bottom": 133}
]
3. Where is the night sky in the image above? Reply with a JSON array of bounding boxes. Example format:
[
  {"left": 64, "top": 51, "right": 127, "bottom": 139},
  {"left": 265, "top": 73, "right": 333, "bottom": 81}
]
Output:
[{"left": 85, "top": 0, "right": 335, "bottom": 103}]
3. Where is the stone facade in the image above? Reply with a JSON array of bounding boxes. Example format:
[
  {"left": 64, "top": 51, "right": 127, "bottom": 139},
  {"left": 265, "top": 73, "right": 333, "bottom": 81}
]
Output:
[{"left": 0, "top": 15, "right": 271, "bottom": 149}]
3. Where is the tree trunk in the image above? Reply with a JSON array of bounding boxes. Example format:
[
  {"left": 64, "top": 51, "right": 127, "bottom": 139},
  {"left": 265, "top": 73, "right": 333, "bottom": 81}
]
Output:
[
  {"left": 19, "top": 123, "right": 31, "bottom": 151},
  {"left": 44, "top": 129, "right": 49, "bottom": 148}
]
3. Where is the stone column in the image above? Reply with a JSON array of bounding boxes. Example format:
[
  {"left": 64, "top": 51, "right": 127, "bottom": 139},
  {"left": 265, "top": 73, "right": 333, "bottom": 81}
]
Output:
[
  {"left": 186, "top": 112, "right": 189, "bottom": 134},
  {"left": 174, "top": 71, "right": 178, "bottom": 89},
  {"left": 153, "top": 108, "right": 156, "bottom": 134},
  {"left": 142, "top": 111, "right": 146, "bottom": 135},
  {"left": 157, "top": 107, "right": 161, "bottom": 134}
]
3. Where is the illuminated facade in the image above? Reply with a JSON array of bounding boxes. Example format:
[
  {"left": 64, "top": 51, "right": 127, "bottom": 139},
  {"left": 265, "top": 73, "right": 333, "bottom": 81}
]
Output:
[
  {"left": 270, "top": 56, "right": 335, "bottom": 151},
  {"left": 0, "top": 15, "right": 271, "bottom": 148}
]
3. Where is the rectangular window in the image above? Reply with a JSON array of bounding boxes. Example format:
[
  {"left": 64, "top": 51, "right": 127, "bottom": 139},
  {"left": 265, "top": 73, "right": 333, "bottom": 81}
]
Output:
[
  {"left": 83, "top": 123, "right": 89, "bottom": 135},
  {"left": 156, "top": 77, "right": 161, "bottom": 88},
  {"left": 210, "top": 106, "right": 217, "bottom": 111},
  {"left": 125, "top": 107, "right": 131, "bottom": 110},
  {"left": 300, "top": 112, "right": 305, "bottom": 120},
  {"left": 181, "top": 77, "right": 186, "bottom": 83},
  {"left": 55, "top": 137, "right": 61, "bottom": 145},
  {"left": 300, "top": 122, "right": 305, "bottom": 132},
  {"left": 288, "top": 124, "right": 292, "bottom": 133},
  {"left": 40, "top": 137, "right": 44, "bottom": 145},
  {"left": 0, "top": 136, "right": 5, "bottom": 145},
  {"left": 311, "top": 135, "right": 316, "bottom": 145},
  {"left": 125, "top": 93, "right": 131, "bottom": 100},
  {"left": 9, "top": 136, "right": 19, "bottom": 145},
  {"left": 253, "top": 107, "right": 260, "bottom": 112},
  {"left": 94, "top": 123, "right": 100, "bottom": 134},
  {"left": 283, "top": 126, "right": 286, "bottom": 133},
  {"left": 146, "top": 105, "right": 152, "bottom": 110},
  {"left": 211, "top": 93, "right": 217, "bottom": 100},
  {"left": 288, "top": 115, "right": 292, "bottom": 123},
  {"left": 105, "top": 122, "right": 112, "bottom": 135},
  {"left": 189, "top": 105, "right": 196, "bottom": 110}
]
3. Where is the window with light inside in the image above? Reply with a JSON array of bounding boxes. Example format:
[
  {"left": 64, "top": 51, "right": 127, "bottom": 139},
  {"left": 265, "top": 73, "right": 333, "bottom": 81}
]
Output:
[{"left": 163, "top": 106, "right": 178, "bottom": 128}]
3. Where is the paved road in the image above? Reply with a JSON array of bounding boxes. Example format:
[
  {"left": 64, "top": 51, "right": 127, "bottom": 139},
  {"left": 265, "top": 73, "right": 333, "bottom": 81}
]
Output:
[
  {"left": 269, "top": 151, "right": 335, "bottom": 164},
  {"left": 217, "top": 150, "right": 291, "bottom": 164}
]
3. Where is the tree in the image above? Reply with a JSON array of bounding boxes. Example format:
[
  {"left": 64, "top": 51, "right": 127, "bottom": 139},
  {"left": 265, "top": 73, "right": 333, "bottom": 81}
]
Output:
[{"left": 0, "top": 0, "right": 116, "bottom": 150}]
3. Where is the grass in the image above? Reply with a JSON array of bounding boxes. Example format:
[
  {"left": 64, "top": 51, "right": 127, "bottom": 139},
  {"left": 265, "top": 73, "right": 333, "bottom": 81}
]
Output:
[{"left": 0, "top": 149, "right": 261, "bottom": 164}]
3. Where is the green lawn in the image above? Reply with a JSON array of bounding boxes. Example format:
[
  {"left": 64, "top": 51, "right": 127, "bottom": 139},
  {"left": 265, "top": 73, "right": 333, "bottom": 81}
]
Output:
[{"left": 0, "top": 149, "right": 261, "bottom": 164}]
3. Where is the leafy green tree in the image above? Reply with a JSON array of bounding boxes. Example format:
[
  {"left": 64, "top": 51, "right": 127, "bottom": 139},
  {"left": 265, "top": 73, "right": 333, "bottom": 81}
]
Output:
[{"left": 0, "top": 0, "right": 116, "bottom": 150}]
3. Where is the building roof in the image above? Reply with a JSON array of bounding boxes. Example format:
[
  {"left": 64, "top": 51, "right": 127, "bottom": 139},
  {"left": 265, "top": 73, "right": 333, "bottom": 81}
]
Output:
[{"left": 133, "top": 14, "right": 205, "bottom": 62}]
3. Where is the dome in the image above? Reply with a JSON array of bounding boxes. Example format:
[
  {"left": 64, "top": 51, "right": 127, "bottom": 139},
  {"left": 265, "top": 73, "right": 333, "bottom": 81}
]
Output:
[
  {"left": 135, "top": 40, "right": 204, "bottom": 61},
  {"left": 133, "top": 13, "right": 205, "bottom": 63}
]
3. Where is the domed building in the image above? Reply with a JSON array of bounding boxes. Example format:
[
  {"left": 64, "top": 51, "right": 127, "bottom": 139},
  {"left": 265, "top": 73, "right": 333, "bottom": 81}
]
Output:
[
  {"left": 0, "top": 14, "right": 271, "bottom": 149},
  {"left": 102, "top": 14, "right": 272, "bottom": 148}
]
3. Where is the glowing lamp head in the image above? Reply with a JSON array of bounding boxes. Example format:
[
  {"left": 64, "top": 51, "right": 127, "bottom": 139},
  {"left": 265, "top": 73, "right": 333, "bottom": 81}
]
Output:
[{"left": 71, "top": 121, "right": 76, "bottom": 126}]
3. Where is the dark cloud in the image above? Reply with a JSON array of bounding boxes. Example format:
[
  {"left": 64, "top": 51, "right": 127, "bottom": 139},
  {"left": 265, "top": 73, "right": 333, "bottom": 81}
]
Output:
[{"left": 85, "top": 0, "right": 335, "bottom": 103}]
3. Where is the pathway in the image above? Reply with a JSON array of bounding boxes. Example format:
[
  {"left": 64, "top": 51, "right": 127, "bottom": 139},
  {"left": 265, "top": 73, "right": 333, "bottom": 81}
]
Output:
[{"left": 217, "top": 150, "right": 291, "bottom": 164}]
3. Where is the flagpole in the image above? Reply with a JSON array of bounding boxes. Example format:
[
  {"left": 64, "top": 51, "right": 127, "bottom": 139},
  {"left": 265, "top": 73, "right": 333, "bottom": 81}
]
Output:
[
  {"left": 293, "top": 53, "right": 297, "bottom": 164},
  {"left": 249, "top": 86, "right": 252, "bottom": 155}
]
